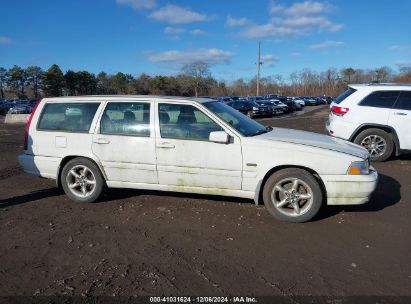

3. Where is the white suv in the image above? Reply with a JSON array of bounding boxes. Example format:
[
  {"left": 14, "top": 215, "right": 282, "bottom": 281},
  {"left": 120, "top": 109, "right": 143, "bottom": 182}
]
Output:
[
  {"left": 19, "top": 96, "right": 377, "bottom": 222},
  {"left": 327, "top": 84, "right": 411, "bottom": 161}
]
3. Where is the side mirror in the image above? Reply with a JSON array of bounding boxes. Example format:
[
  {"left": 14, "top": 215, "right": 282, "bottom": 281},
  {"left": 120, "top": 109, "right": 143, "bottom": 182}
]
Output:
[{"left": 209, "top": 131, "right": 229, "bottom": 144}]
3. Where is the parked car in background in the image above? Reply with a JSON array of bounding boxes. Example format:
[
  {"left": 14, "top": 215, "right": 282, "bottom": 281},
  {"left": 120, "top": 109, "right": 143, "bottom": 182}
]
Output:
[
  {"left": 255, "top": 100, "right": 284, "bottom": 115},
  {"left": 264, "top": 94, "right": 282, "bottom": 100},
  {"left": 270, "top": 99, "right": 289, "bottom": 113},
  {"left": 291, "top": 97, "right": 305, "bottom": 107},
  {"left": 19, "top": 96, "right": 378, "bottom": 223},
  {"left": 227, "top": 100, "right": 272, "bottom": 118},
  {"left": 326, "top": 83, "right": 411, "bottom": 161},
  {"left": 8, "top": 103, "right": 32, "bottom": 114},
  {"left": 0, "top": 100, "right": 14, "bottom": 115},
  {"left": 217, "top": 97, "right": 233, "bottom": 103},
  {"left": 303, "top": 97, "right": 319, "bottom": 106},
  {"left": 272, "top": 96, "right": 299, "bottom": 112},
  {"left": 282, "top": 99, "right": 300, "bottom": 112},
  {"left": 247, "top": 96, "right": 264, "bottom": 103},
  {"left": 318, "top": 97, "right": 329, "bottom": 104}
]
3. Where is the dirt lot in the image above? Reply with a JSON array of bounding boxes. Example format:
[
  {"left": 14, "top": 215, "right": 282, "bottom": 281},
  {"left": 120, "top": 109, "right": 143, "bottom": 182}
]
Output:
[{"left": 0, "top": 106, "right": 410, "bottom": 300}]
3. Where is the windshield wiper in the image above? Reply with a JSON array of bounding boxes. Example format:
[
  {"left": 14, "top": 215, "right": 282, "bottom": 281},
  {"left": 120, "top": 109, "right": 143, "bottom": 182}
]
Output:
[{"left": 248, "top": 126, "right": 273, "bottom": 137}]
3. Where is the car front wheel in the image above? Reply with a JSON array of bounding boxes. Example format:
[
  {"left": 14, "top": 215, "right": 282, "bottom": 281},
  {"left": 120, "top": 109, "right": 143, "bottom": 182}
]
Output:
[
  {"left": 61, "top": 158, "right": 105, "bottom": 203},
  {"left": 263, "top": 168, "right": 323, "bottom": 223},
  {"left": 353, "top": 128, "right": 394, "bottom": 162}
]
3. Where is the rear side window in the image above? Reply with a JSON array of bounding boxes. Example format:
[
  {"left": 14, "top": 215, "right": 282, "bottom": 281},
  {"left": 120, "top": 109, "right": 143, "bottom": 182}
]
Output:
[
  {"left": 101, "top": 102, "right": 150, "bottom": 137},
  {"left": 359, "top": 91, "right": 400, "bottom": 108},
  {"left": 394, "top": 91, "right": 411, "bottom": 110},
  {"left": 334, "top": 88, "right": 356, "bottom": 104},
  {"left": 38, "top": 103, "right": 100, "bottom": 132}
]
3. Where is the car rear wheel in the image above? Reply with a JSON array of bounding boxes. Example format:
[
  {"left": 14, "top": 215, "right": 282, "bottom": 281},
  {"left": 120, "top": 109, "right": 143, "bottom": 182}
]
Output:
[
  {"left": 353, "top": 128, "right": 393, "bottom": 162},
  {"left": 263, "top": 168, "right": 323, "bottom": 223},
  {"left": 246, "top": 111, "right": 253, "bottom": 118},
  {"left": 61, "top": 158, "right": 105, "bottom": 203}
]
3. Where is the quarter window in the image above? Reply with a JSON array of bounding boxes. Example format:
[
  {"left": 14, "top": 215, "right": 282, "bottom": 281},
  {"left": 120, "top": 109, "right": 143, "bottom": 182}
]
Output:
[
  {"left": 37, "top": 103, "right": 100, "bottom": 132},
  {"left": 158, "top": 103, "right": 223, "bottom": 141},
  {"left": 101, "top": 102, "right": 150, "bottom": 137},
  {"left": 359, "top": 91, "right": 400, "bottom": 108},
  {"left": 394, "top": 91, "right": 411, "bottom": 110},
  {"left": 334, "top": 88, "right": 356, "bottom": 105}
]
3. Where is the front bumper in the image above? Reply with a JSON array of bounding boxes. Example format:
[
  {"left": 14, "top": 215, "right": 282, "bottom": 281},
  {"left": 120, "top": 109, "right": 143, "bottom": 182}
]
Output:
[{"left": 320, "top": 167, "right": 378, "bottom": 205}]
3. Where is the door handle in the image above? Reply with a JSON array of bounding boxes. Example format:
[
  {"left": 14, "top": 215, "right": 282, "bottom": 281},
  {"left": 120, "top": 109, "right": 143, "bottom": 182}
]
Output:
[
  {"left": 394, "top": 112, "right": 407, "bottom": 116},
  {"left": 93, "top": 138, "right": 110, "bottom": 144},
  {"left": 156, "top": 142, "right": 175, "bottom": 149}
]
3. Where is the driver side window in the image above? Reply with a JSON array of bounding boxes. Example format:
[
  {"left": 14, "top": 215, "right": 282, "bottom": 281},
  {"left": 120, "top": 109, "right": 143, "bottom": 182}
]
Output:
[{"left": 158, "top": 103, "right": 223, "bottom": 141}]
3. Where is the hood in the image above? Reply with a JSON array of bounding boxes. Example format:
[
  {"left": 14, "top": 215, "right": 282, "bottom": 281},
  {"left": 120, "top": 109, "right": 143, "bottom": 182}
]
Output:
[{"left": 258, "top": 128, "right": 369, "bottom": 159}]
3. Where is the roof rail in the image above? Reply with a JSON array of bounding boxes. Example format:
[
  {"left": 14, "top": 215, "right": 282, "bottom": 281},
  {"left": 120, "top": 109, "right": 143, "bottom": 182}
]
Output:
[{"left": 366, "top": 83, "right": 411, "bottom": 87}]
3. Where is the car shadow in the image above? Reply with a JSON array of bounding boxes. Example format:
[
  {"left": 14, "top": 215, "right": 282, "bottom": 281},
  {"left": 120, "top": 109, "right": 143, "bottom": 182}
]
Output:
[
  {"left": 0, "top": 188, "right": 62, "bottom": 209},
  {"left": 102, "top": 188, "right": 252, "bottom": 205},
  {"left": 396, "top": 152, "right": 411, "bottom": 161},
  {"left": 0, "top": 186, "right": 251, "bottom": 209},
  {"left": 315, "top": 173, "right": 401, "bottom": 221}
]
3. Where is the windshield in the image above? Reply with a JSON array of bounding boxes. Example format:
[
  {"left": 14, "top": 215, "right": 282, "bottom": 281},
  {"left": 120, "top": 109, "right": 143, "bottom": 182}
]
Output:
[{"left": 204, "top": 101, "right": 269, "bottom": 137}]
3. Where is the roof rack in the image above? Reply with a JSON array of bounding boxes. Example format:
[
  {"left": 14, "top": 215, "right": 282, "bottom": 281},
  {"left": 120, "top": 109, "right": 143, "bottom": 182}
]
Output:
[
  {"left": 366, "top": 83, "right": 411, "bottom": 86},
  {"left": 42, "top": 95, "right": 218, "bottom": 104}
]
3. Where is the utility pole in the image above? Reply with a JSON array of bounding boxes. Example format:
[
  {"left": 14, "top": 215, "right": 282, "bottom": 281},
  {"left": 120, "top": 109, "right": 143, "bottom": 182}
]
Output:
[{"left": 257, "top": 41, "right": 261, "bottom": 96}]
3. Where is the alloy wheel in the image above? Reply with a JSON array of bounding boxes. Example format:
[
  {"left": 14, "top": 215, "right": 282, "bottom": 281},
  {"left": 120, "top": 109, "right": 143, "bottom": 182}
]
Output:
[
  {"left": 270, "top": 178, "right": 314, "bottom": 217},
  {"left": 65, "top": 165, "right": 96, "bottom": 198},
  {"left": 360, "top": 135, "right": 387, "bottom": 157}
]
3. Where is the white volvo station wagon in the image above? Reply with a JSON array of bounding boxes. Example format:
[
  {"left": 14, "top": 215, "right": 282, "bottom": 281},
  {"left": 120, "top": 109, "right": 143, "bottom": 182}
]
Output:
[{"left": 19, "top": 96, "right": 378, "bottom": 222}]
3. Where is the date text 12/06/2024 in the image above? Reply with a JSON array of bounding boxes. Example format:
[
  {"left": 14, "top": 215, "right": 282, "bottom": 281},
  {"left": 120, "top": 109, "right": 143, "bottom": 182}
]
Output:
[{"left": 149, "top": 296, "right": 257, "bottom": 303}]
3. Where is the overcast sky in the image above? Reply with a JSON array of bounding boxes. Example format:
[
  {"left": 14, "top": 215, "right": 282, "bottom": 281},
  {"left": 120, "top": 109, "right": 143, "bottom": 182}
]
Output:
[{"left": 1, "top": 0, "right": 411, "bottom": 81}]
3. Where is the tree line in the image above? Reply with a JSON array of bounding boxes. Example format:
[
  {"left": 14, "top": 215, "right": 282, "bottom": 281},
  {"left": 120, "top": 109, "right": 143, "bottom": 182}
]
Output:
[{"left": 1, "top": 62, "right": 410, "bottom": 100}]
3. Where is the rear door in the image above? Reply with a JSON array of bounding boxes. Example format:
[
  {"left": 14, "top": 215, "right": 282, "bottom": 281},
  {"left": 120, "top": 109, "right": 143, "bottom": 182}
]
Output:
[
  {"left": 92, "top": 101, "right": 158, "bottom": 184},
  {"left": 354, "top": 90, "right": 401, "bottom": 125},
  {"left": 389, "top": 91, "right": 411, "bottom": 149}
]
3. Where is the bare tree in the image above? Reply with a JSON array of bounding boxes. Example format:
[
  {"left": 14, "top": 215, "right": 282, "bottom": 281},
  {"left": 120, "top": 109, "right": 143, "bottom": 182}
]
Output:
[
  {"left": 375, "top": 66, "right": 394, "bottom": 83},
  {"left": 395, "top": 68, "right": 411, "bottom": 83},
  {"left": 181, "top": 61, "right": 211, "bottom": 97},
  {"left": 230, "top": 78, "right": 247, "bottom": 96},
  {"left": 341, "top": 67, "right": 356, "bottom": 83}
]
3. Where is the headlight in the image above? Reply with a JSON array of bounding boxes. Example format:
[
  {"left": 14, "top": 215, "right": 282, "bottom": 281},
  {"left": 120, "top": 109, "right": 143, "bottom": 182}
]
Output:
[
  {"left": 347, "top": 160, "right": 370, "bottom": 175},
  {"left": 252, "top": 107, "right": 259, "bottom": 111}
]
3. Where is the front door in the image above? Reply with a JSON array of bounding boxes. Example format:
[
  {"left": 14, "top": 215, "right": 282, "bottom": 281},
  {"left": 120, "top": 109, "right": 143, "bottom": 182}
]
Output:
[
  {"left": 389, "top": 91, "right": 411, "bottom": 149},
  {"left": 92, "top": 101, "right": 158, "bottom": 184},
  {"left": 155, "top": 102, "right": 243, "bottom": 190}
]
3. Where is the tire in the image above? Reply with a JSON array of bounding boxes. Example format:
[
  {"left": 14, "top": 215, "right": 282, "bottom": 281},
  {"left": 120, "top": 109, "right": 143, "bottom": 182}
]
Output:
[
  {"left": 61, "top": 157, "right": 105, "bottom": 203},
  {"left": 353, "top": 128, "right": 394, "bottom": 162},
  {"left": 246, "top": 111, "right": 254, "bottom": 118},
  {"left": 263, "top": 168, "right": 323, "bottom": 223}
]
